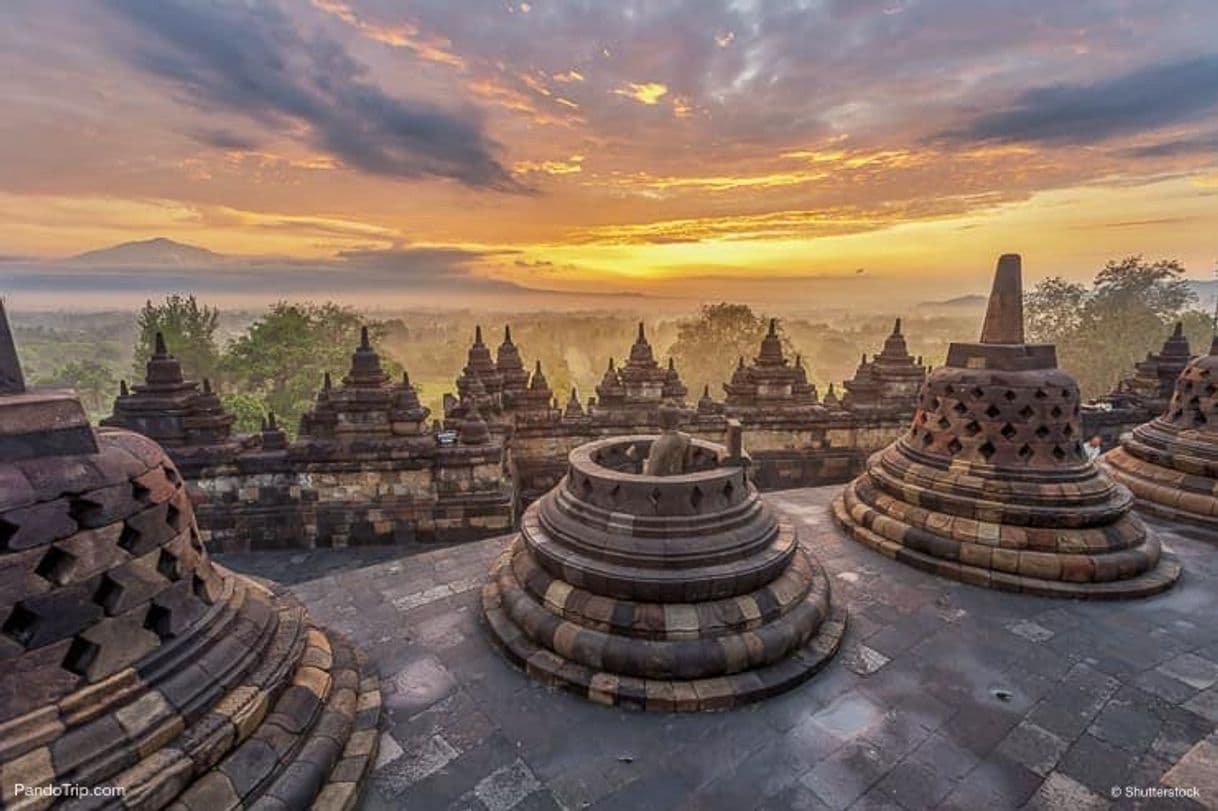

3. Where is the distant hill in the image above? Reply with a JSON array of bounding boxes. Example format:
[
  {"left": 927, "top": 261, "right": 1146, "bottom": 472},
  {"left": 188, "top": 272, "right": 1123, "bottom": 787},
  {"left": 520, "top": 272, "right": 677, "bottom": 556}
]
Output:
[
  {"left": 917, "top": 294, "right": 986, "bottom": 310},
  {"left": 66, "top": 237, "right": 226, "bottom": 267},
  {"left": 1189, "top": 280, "right": 1218, "bottom": 305}
]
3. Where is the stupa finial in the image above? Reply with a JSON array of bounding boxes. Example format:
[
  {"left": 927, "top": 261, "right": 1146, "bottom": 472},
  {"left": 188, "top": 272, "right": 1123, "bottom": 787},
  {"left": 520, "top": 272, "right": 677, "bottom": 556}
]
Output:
[
  {"left": 979, "top": 253, "right": 1024, "bottom": 344},
  {"left": 0, "top": 299, "right": 26, "bottom": 394}
]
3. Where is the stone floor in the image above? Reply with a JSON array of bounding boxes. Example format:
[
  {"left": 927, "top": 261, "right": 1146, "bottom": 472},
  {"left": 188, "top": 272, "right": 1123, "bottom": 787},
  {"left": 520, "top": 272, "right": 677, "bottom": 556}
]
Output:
[{"left": 219, "top": 486, "right": 1218, "bottom": 811}]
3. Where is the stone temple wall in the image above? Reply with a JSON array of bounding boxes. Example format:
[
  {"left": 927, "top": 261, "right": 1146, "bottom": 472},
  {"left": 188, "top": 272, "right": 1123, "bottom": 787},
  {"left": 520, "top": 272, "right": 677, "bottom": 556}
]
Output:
[
  {"left": 104, "top": 330, "right": 515, "bottom": 553},
  {"left": 172, "top": 445, "right": 515, "bottom": 553},
  {"left": 175, "top": 433, "right": 515, "bottom": 554},
  {"left": 98, "top": 322, "right": 925, "bottom": 551},
  {"left": 506, "top": 402, "right": 910, "bottom": 504}
]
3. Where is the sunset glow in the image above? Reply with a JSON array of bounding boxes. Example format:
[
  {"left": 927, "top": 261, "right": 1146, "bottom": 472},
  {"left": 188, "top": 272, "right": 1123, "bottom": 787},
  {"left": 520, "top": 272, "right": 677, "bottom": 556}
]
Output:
[{"left": 1, "top": 1, "right": 1216, "bottom": 306}]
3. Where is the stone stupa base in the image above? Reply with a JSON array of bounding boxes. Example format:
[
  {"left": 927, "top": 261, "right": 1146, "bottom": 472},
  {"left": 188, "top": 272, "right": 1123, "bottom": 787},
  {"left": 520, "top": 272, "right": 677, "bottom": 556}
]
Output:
[
  {"left": 832, "top": 482, "right": 1180, "bottom": 600},
  {"left": 0, "top": 428, "right": 381, "bottom": 811},
  {"left": 482, "top": 537, "right": 846, "bottom": 711},
  {"left": 480, "top": 434, "right": 846, "bottom": 712},
  {"left": 1104, "top": 444, "right": 1218, "bottom": 532}
]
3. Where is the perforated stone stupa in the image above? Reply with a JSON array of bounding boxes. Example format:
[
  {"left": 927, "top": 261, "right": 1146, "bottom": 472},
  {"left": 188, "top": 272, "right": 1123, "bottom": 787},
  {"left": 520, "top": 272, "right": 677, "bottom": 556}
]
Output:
[
  {"left": 832, "top": 255, "right": 1180, "bottom": 599},
  {"left": 481, "top": 432, "right": 846, "bottom": 710},
  {"left": 0, "top": 303, "right": 380, "bottom": 809},
  {"left": 1103, "top": 336, "right": 1218, "bottom": 528}
]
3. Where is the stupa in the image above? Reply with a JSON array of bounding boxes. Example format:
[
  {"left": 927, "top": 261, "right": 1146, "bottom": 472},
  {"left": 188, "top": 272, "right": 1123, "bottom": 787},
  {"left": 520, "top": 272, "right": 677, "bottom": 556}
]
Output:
[
  {"left": 0, "top": 302, "right": 380, "bottom": 808},
  {"left": 841, "top": 319, "right": 926, "bottom": 414},
  {"left": 101, "top": 332, "right": 236, "bottom": 449},
  {"left": 832, "top": 255, "right": 1180, "bottom": 599},
  {"left": 481, "top": 427, "right": 846, "bottom": 710},
  {"left": 1103, "top": 336, "right": 1218, "bottom": 528},
  {"left": 1111, "top": 321, "right": 1193, "bottom": 410},
  {"left": 723, "top": 319, "right": 818, "bottom": 410}
]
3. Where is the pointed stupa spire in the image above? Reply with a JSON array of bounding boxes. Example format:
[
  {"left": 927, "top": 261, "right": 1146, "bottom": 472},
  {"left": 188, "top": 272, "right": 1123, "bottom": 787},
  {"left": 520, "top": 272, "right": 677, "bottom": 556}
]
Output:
[
  {"left": 154, "top": 330, "right": 168, "bottom": 356},
  {"left": 892, "top": 317, "right": 902, "bottom": 335},
  {"left": 504, "top": 324, "right": 513, "bottom": 344},
  {"left": 203, "top": 378, "right": 212, "bottom": 394},
  {"left": 1173, "top": 321, "right": 1184, "bottom": 338},
  {"left": 267, "top": 411, "right": 278, "bottom": 429},
  {"left": 530, "top": 359, "right": 550, "bottom": 391},
  {"left": 402, "top": 370, "right": 411, "bottom": 386},
  {"left": 979, "top": 253, "right": 1024, "bottom": 344},
  {"left": 119, "top": 379, "right": 129, "bottom": 396},
  {"left": 668, "top": 357, "right": 676, "bottom": 370},
  {"left": 359, "top": 325, "right": 370, "bottom": 349},
  {"left": 637, "top": 321, "right": 645, "bottom": 342},
  {"left": 768, "top": 318, "right": 777, "bottom": 336},
  {"left": 0, "top": 300, "right": 25, "bottom": 395},
  {"left": 323, "top": 371, "right": 332, "bottom": 391},
  {"left": 475, "top": 324, "right": 484, "bottom": 345}
]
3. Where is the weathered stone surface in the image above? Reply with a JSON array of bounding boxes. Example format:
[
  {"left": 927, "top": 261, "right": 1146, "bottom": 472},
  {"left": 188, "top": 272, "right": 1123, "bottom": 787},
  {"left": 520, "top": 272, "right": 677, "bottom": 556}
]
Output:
[
  {"left": 1104, "top": 335, "right": 1218, "bottom": 529},
  {"left": 0, "top": 324, "right": 380, "bottom": 810},
  {"left": 482, "top": 433, "right": 845, "bottom": 709},
  {"left": 834, "top": 254, "right": 1180, "bottom": 599},
  {"left": 103, "top": 329, "right": 513, "bottom": 552}
]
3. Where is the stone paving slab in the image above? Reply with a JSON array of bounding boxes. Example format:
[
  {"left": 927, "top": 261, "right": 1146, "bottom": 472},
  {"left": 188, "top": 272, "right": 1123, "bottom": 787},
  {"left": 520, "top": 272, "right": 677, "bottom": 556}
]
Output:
[{"left": 221, "top": 486, "right": 1218, "bottom": 811}]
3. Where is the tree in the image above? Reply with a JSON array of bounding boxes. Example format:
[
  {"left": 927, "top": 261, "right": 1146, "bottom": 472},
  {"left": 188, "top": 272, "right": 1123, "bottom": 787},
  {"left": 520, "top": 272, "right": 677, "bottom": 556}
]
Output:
[
  {"left": 668, "top": 304, "right": 791, "bottom": 397},
  {"left": 1025, "top": 256, "right": 1201, "bottom": 399},
  {"left": 1025, "top": 277, "right": 1086, "bottom": 347},
  {"left": 220, "top": 391, "right": 266, "bottom": 435},
  {"left": 134, "top": 295, "right": 221, "bottom": 383},
  {"left": 222, "top": 302, "right": 400, "bottom": 434},
  {"left": 38, "top": 359, "right": 116, "bottom": 416}
]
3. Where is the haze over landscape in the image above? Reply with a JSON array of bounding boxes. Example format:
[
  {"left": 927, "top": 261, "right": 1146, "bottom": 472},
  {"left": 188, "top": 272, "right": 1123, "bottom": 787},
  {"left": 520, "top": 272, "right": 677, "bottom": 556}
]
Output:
[{"left": 1, "top": 0, "right": 1217, "bottom": 310}]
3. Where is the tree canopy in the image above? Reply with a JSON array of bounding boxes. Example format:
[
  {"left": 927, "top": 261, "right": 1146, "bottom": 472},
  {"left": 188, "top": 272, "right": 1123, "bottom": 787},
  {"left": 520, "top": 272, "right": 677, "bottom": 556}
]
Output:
[
  {"left": 669, "top": 303, "right": 792, "bottom": 397},
  {"left": 1025, "top": 256, "right": 1205, "bottom": 398},
  {"left": 134, "top": 294, "right": 221, "bottom": 383},
  {"left": 223, "top": 302, "right": 400, "bottom": 434}
]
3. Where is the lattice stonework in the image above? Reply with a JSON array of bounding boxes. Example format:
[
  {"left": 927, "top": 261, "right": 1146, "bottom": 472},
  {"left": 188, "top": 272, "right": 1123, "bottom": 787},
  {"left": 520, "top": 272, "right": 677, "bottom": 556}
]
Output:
[
  {"left": 1103, "top": 337, "right": 1218, "bottom": 528},
  {"left": 0, "top": 295, "right": 382, "bottom": 811},
  {"left": 907, "top": 370, "right": 1085, "bottom": 467},
  {"left": 833, "top": 255, "right": 1180, "bottom": 599}
]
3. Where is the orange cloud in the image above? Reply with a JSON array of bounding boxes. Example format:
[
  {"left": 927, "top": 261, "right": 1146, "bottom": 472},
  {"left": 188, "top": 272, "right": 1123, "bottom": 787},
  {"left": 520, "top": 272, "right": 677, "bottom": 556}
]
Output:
[
  {"left": 311, "top": 0, "right": 464, "bottom": 68},
  {"left": 613, "top": 82, "right": 668, "bottom": 105}
]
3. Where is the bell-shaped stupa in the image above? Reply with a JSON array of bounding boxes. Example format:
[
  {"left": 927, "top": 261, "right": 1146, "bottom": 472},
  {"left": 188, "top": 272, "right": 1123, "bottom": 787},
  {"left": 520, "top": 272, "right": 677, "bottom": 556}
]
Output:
[
  {"left": 0, "top": 302, "right": 381, "bottom": 807},
  {"left": 1103, "top": 336, "right": 1218, "bottom": 528},
  {"left": 832, "top": 255, "right": 1180, "bottom": 599}
]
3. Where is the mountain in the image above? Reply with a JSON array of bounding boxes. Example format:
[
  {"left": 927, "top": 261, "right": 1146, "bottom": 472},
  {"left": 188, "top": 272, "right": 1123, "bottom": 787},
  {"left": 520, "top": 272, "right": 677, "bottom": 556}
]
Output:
[
  {"left": 917, "top": 293, "right": 987, "bottom": 310},
  {"left": 65, "top": 237, "right": 226, "bottom": 267}
]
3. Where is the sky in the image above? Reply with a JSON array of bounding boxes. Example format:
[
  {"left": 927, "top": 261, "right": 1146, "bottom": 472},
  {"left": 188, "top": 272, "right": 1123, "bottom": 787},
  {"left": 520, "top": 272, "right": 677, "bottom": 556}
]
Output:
[{"left": 1, "top": 0, "right": 1217, "bottom": 308}]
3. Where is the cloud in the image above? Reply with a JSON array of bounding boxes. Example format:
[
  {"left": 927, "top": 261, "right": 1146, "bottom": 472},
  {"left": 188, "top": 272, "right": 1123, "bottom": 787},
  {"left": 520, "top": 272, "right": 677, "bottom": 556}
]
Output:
[
  {"left": 943, "top": 55, "right": 1218, "bottom": 146},
  {"left": 613, "top": 82, "right": 669, "bottom": 105},
  {"left": 103, "top": 0, "right": 526, "bottom": 191},
  {"left": 191, "top": 128, "right": 263, "bottom": 151},
  {"left": 1123, "top": 131, "right": 1218, "bottom": 158}
]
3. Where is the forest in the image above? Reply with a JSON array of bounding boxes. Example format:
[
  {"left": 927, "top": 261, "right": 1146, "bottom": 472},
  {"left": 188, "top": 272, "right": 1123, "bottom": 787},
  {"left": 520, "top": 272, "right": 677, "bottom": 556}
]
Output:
[{"left": 9, "top": 256, "right": 1213, "bottom": 437}]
